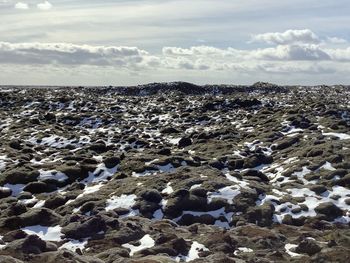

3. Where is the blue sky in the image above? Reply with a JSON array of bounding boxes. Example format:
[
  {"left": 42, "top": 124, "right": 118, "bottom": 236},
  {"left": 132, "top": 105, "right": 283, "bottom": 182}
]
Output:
[{"left": 0, "top": 0, "right": 350, "bottom": 85}]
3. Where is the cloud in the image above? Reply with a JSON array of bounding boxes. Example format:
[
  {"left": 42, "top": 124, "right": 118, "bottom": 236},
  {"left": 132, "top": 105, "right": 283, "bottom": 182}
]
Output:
[
  {"left": 163, "top": 44, "right": 331, "bottom": 61},
  {"left": 0, "top": 42, "right": 149, "bottom": 67},
  {"left": 326, "top": 47, "right": 350, "bottom": 61},
  {"left": 15, "top": 2, "right": 28, "bottom": 9},
  {"left": 251, "top": 45, "right": 330, "bottom": 61},
  {"left": 37, "top": 1, "right": 52, "bottom": 10},
  {"left": 326, "top": 37, "right": 347, "bottom": 44},
  {"left": 251, "top": 29, "right": 320, "bottom": 45},
  {"left": 0, "top": 28, "right": 350, "bottom": 86}
]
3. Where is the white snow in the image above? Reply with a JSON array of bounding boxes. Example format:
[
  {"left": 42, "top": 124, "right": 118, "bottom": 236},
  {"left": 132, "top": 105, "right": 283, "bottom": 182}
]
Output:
[
  {"left": 224, "top": 171, "right": 249, "bottom": 188},
  {"left": 0, "top": 155, "right": 7, "bottom": 171},
  {"left": 21, "top": 225, "right": 63, "bottom": 242},
  {"left": 168, "top": 138, "right": 181, "bottom": 145},
  {"left": 158, "top": 163, "right": 176, "bottom": 173},
  {"left": 285, "top": 243, "right": 302, "bottom": 257},
  {"left": 60, "top": 239, "right": 88, "bottom": 251},
  {"left": 0, "top": 235, "right": 5, "bottom": 250},
  {"left": 3, "top": 183, "right": 25, "bottom": 197},
  {"left": 323, "top": 132, "right": 350, "bottom": 140},
  {"left": 27, "top": 135, "right": 87, "bottom": 149},
  {"left": 190, "top": 184, "right": 202, "bottom": 190},
  {"left": 162, "top": 182, "right": 174, "bottom": 194},
  {"left": 244, "top": 140, "right": 260, "bottom": 151},
  {"left": 132, "top": 163, "right": 175, "bottom": 177},
  {"left": 76, "top": 183, "right": 103, "bottom": 199},
  {"left": 234, "top": 247, "right": 253, "bottom": 255},
  {"left": 152, "top": 209, "right": 164, "bottom": 220},
  {"left": 318, "top": 161, "right": 336, "bottom": 171},
  {"left": 145, "top": 159, "right": 159, "bottom": 166},
  {"left": 273, "top": 185, "right": 350, "bottom": 222},
  {"left": 293, "top": 166, "right": 312, "bottom": 184},
  {"left": 176, "top": 241, "right": 209, "bottom": 262},
  {"left": 122, "top": 234, "right": 155, "bottom": 256},
  {"left": 106, "top": 194, "right": 137, "bottom": 211},
  {"left": 207, "top": 186, "right": 240, "bottom": 204},
  {"left": 174, "top": 208, "right": 233, "bottom": 224},
  {"left": 214, "top": 220, "right": 230, "bottom": 229},
  {"left": 38, "top": 169, "right": 68, "bottom": 182},
  {"left": 83, "top": 163, "right": 118, "bottom": 184},
  {"left": 281, "top": 126, "right": 304, "bottom": 136}
]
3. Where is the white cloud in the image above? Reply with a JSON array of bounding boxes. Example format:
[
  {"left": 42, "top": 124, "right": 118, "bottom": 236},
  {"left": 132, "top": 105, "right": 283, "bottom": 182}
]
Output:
[
  {"left": 37, "top": 1, "right": 52, "bottom": 10},
  {"left": 1, "top": 28, "right": 350, "bottom": 85},
  {"left": 251, "top": 29, "right": 320, "bottom": 45},
  {"left": 251, "top": 45, "right": 330, "bottom": 61},
  {"left": 326, "top": 47, "right": 350, "bottom": 61},
  {"left": 326, "top": 37, "right": 347, "bottom": 44},
  {"left": 15, "top": 2, "right": 29, "bottom": 10},
  {"left": 0, "top": 42, "right": 149, "bottom": 67},
  {"left": 163, "top": 44, "right": 331, "bottom": 62}
]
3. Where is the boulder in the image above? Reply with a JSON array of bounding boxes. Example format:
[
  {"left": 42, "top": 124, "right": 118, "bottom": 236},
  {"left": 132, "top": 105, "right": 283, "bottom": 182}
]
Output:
[
  {"left": 314, "top": 202, "right": 343, "bottom": 220},
  {"left": 178, "top": 137, "right": 192, "bottom": 148},
  {"left": 246, "top": 202, "right": 275, "bottom": 227},
  {"left": 295, "top": 239, "right": 322, "bottom": 256},
  {"left": 62, "top": 216, "right": 107, "bottom": 239},
  {"left": 0, "top": 187, "right": 12, "bottom": 199}
]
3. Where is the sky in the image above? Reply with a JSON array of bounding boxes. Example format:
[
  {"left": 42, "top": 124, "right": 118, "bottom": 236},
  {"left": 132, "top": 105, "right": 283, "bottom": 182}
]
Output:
[{"left": 0, "top": 0, "right": 350, "bottom": 86}]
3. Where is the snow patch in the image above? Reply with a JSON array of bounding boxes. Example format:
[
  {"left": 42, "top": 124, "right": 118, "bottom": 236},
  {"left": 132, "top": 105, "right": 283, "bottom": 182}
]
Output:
[
  {"left": 122, "top": 234, "right": 155, "bottom": 256},
  {"left": 22, "top": 225, "right": 62, "bottom": 242},
  {"left": 106, "top": 194, "right": 137, "bottom": 211}
]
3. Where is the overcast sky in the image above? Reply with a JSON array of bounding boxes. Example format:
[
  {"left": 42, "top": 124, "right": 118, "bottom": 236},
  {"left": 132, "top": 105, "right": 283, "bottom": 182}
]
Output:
[{"left": 0, "top": 0, "right": 350, "bottom": 86}]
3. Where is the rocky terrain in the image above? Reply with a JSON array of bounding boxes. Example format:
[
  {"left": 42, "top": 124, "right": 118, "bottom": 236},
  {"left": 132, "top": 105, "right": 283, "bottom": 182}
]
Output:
[{"left": 0, "top": 82, "right": 350, "bottom": 262}]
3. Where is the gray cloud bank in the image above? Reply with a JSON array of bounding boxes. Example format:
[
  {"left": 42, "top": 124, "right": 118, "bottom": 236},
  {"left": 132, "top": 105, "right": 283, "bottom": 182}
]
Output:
[
  {"left": 1, "top": 29, "right": 350, "bottom": 85},
  {"left": 0, "top": 30, "right": 349, "bottom": 69}
]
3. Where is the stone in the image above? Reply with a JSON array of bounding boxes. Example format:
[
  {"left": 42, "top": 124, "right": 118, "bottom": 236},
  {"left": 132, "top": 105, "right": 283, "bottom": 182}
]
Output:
[{"left": 314, "top": 202, "right": 343, "bottom": 220}]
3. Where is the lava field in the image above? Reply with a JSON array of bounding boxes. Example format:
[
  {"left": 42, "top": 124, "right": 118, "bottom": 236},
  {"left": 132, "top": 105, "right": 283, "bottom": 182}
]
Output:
[{"left": 0, "top": 83, "right": 350, "bottom": 262}]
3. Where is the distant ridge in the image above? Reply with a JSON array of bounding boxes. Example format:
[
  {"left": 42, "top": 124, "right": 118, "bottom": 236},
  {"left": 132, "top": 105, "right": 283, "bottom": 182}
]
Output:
[{"left": 0, "top": 82, "right": 348, "bottom": 96}]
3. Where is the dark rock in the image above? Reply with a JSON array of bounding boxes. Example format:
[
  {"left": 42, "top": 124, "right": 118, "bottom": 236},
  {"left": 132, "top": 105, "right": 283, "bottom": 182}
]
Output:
[
  {"left": 23, "top": 181, "right": 57, "bottom": 194},
  {"left": 157, "top": 148, "right": 171, "bottom": 156},
  {"left": 306, "top": 148, "right": 324, "bottom": 157},
  {"left": 58, "top": 165, "right": 94, "bottom": 182},
  {"left": 2, "top": 230, "right": 27, "bottom": 242},
  {"left": 274, "top": 137, "right": 299, "bottom": 150},
  {"left": 295, "top": 239, "right": 322, "bottom": 256},
  {"left": 9, "top": 140, "right": 22, "bottom": 150},
  {"left": 140, "top": 189, "right": 162, "bottom": 203},
  {"left": 247, "top": 202, "right": 275, "bottom": 226},
  {"left": 0, "top": 255, "right": 24, "bottom": 263},
  {"left": 19, "top": 208, "right": 62, "bottom": 227},
  {"left": 96, "top": 248, "right": 130, "bottom": 262},
  {"left": 335, "top": 174, "right": 350, "bottom": 187},
  {"left": 44, "top": 112, "right": 56, "bottom": 121},
  {"left": 209, "top": 161, "right": 225, "bottom": 170},
  {"left": 89, "top": 142, "right": 108, "bottom": 153},
  {"left": 3, "top": 235, "right": 55, "bottom": 254},
  {"left": 178, "top": 137, "right": 192, "bottom": 148},
  {"left": 160, "top": 127, "right": 180, "bottom": 134},
  {"left": 314, "top": 202, "right": 343, "bottom": 220},
  {"left": 32, "top": 249, "right": 105, "bottom": 263},
  {"left": 164, "top": 193, "right": 207, "bottom": 217},
  {"left": 103, "top": 156, "right": 120, "bottom": 168},
  {"left": 0, "top": 167, "right": 39, "bottom": 185},
  {"left": 309, "top": 185, "right": 327, "bottom": 195},
  {"left": 44, "top": 195, "right": 67, "bottom": 209},
  {"left": 0, "top": 187, "right": 12, "bottom": 199},
  {"left": 241, "top": 169, "right": 269, "bottom": 182},
  {"left": 62, "top": 216, "right": 107, "bottom": 239}
]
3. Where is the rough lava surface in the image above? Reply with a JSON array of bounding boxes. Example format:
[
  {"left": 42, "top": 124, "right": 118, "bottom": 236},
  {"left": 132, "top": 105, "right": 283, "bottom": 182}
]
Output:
[{"left": 0, "top": 82, "right": 350, "bottom": 262}]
